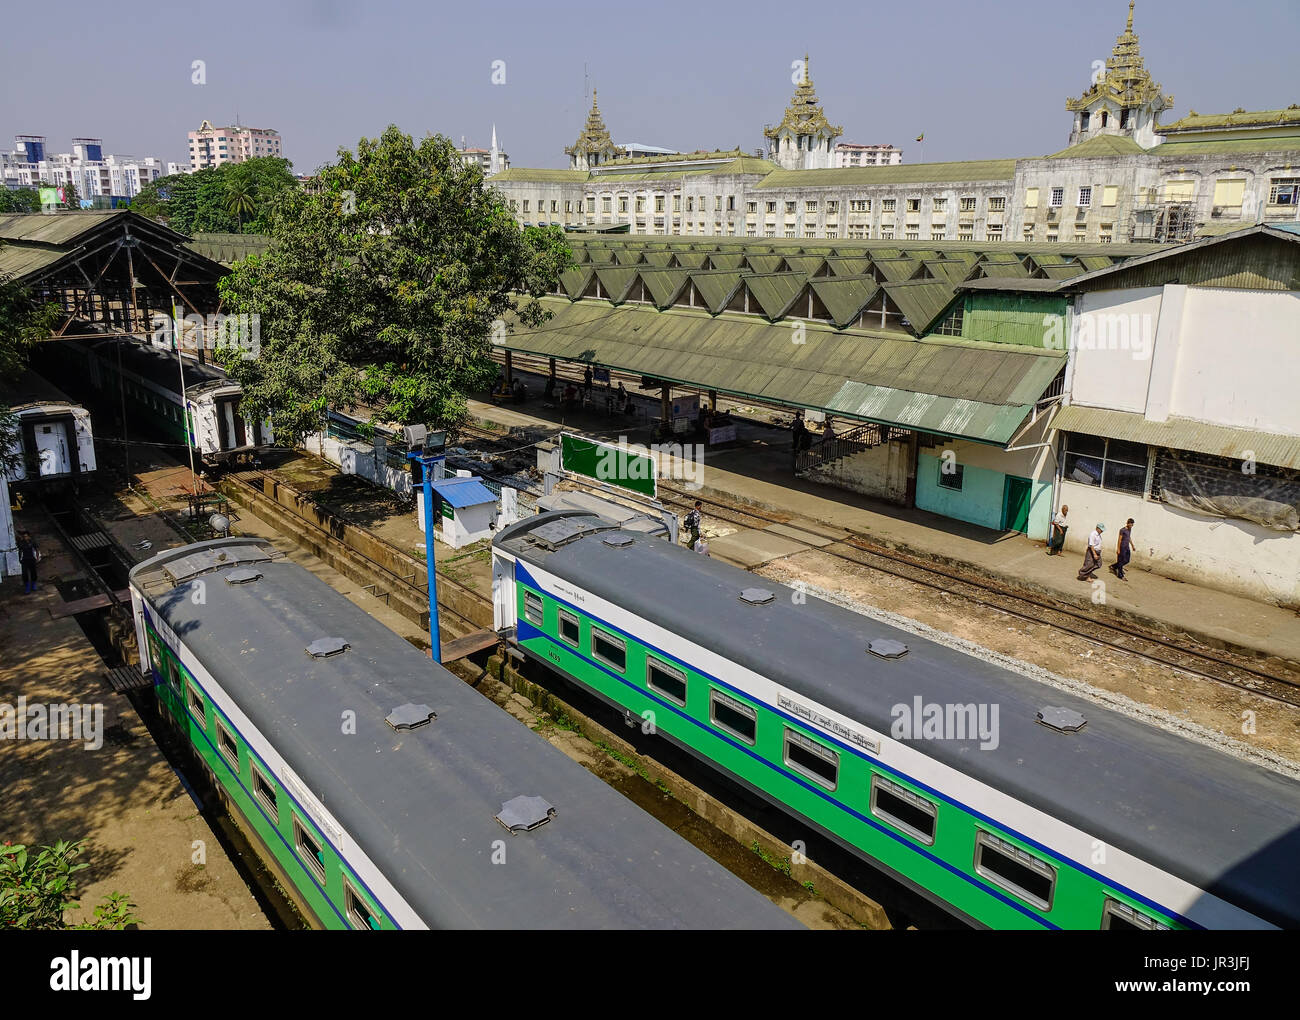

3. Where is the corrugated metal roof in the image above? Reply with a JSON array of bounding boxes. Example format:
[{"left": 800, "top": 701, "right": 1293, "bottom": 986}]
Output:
[
  {"left": 1051, "top": 405, "right": 1300, "bottom": 471},
  {"left": 0, "top": 244, "right": 65, "bottom": 278},
  {"left": 743, "top": 272, "right": 807, "bottom": 319},
  {"left": 0, "top": 210, "right": 125, "bottom": 245},
  {"left": 755, "top": 159, "right": 1017, "bottom": 189},
  {"left": 809, "top": 276, "right": 881, "bottom": 327},
  {"left": 499, "top": 298, "right": 1062, "bottom": 444},
  {"left": 638, "top": 268, "right": 689, "bottom": 308},
  {"left": 882, "top": 279, "right": 959, "bottom": 333},
  {"left": 431, "top": 476, "right": 497, "bottom": 507},
  {"left": 186, "top": 233, "right": 271, "bottom": 265},
  {"left": 1153, "top": 134, "right": 1300, "bottom": 157},
  {"left": 1046, "top": 135, "right": 1147, "bottom": 159}
]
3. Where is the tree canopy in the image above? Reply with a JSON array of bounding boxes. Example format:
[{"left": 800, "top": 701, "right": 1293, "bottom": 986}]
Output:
[
  {"left": 0, "top": 189, "right": 41, "bottom": 214},
  {"left": 128, "top": 157, "right": 297, "bottom": 234},
  {"left": 215, "top": 126, "right": 572, "bottom": 443}
]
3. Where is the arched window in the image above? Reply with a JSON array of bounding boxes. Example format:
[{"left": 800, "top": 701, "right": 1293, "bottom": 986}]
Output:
[{"left": 1100, "top": 111, "right": 1109, "bottom": 128}]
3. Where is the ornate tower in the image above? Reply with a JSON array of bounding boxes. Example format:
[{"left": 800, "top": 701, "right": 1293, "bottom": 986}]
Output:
[
  {"left": 1065, "top": 2, "right": 1173, "bottom": 148},
  {"left": 765, "top": 55, "right": 842, "bottom": 170},
  {"left": 565, "top": 90, "right": 625, "bottom": 170}
]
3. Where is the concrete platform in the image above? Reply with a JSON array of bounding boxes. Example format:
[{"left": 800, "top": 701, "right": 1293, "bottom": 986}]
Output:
[
  {"left": 709, "top": 528, "right": 808, "bottom": 568},
  {"left": 468, "top": 391, "right": 1300, "bottom": 666}
]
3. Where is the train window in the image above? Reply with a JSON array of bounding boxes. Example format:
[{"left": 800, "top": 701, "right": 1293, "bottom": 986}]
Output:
[
  {"left": 709, "top": 690, "right": 757, "bottom": 745},
  {"left": 216, "top": 719, "right": 239, "bottom": 768},
  {"left": 523, "top": 591, "right": 544, "bottom": 626},
  {"left": 293, "top": 817, "right": 328, "bottom": 883},
  {"left": 646, "top": 657, "right": 688, "bottom": 706},
  {"left": 974, "top": 831, "right": 1056, "bottom": 911},
  {"left": 167, "top": 660, "right": 182, "bottom": 693},
  {"left": 1101, "top": 898, "right": 1169, "bottom": 931},
  {"left": 186, "top": 684, "right": 206, "bottom": 725},
  {"left": 345, "top": 880, "right": 380, "bottom": 930},
  {"left": 870, "top": 775, "right": 937, "bottom": 845},
  {"left": 784, "top": 729, "right": 839, "bottom": 790},
  {"left": 558, "top": 609, "right": 580, "bottom": 646},
  {"left": 252, "top": 764, "right": 279, "bottom": 821},
  {"left": 591, "top": 628, "right": 626, "bottom": 673}
]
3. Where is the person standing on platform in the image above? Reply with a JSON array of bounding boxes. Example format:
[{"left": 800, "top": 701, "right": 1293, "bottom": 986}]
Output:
[
  {"left": 683, "top": 500, "right": 703, "bottom": 550},
  {"left": 1110, "top": 518, "right": 1135, "bottom": 580},
  {"left": 583, "top": 366, "right": 593, "bottom": 394},
  {"left": 1047, "top": 504, "right": 1069, "bottom": 555},
  {"left": 18, "top": 530, "right": 40, "bottom": 594},
  {"left": 822, "top": 416, "right": 835, "bottom": 446},
  {"left": 791, "top": 413, "right": 809, "bottom": 469},
  {"left": 1077, "top": 523, "right": 1104, "bottom": 581}
]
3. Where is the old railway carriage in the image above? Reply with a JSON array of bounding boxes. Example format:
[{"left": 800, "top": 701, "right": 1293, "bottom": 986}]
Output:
[
  {"left": 0, "top": 369, "right": 96, "bottom": 489},
  {"left": 128, "top": 538, "right": 799, "bottom": 930},
  {"left": 41, "top": 338, "right": 272, "bottom": 467},
  {"left": 492, "top": 511, "right": 1300, "bottom": 930}
]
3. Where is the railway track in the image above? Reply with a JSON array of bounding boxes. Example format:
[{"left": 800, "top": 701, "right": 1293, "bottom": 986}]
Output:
[
  {"left": 650, "top": 483, "right": 1300, "bottom": 710},
  {"left": 224, "top": 469, "right": 490, "bottom": 636}
]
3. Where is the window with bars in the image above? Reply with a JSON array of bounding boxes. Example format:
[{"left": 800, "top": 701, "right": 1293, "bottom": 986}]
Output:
[
  {"left": 959, "top": 196, "right": 977, "bottom": 211},
  {"left": 882, "top": 199, "right": 896, "bottom": 212},
  {"left": 1078, "top": 186, "right": 1091, "bottom": 207},
  {"left": 1062, "top": 434, "right": 1149, "bottom": 495},
  {"left": 1268, "top": 178, "right": 1300, "bottom": 205},
  {"left": 932, "top": 197, "right": 947, "bottom": 212},
  {"left": 1050, "top": 187, "right": 1064, "bottom": 207}
]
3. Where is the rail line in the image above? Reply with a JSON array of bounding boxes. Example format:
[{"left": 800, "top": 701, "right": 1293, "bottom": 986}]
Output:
[{"left": 648, "top": 483, "right": 1300, "bottom": 710}]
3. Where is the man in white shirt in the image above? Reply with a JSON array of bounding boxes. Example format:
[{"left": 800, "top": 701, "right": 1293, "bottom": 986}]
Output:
[
  {"left": 1047, "top": 504, "right": 1069, "bottom": 555},
  {"left": 1077, "top": 523, "right": 1104, "bottom": 581}
]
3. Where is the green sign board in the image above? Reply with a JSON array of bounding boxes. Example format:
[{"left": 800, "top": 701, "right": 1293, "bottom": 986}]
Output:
[
  {"left": 559, "top": 433, "right": 657, "bottom": 499},
  {"left": 441, "top": 498, "right": 454, "bottom": 520}
]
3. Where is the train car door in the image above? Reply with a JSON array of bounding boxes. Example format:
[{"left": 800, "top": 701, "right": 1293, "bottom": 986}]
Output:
[
  {"left": 34, "top": 422, "right": 70, "bottom": 477},
  {"left": 492, "top": 553, "right": 516, "bottom": 633}
]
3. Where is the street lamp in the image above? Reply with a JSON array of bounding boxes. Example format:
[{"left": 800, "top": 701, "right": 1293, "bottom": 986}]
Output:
[{"left": 404, "top": 425, "right": 447, "bottom": 663}]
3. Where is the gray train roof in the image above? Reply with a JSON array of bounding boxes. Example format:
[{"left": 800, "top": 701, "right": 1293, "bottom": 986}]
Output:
[
  {"left": 77, "top": 337, "right": 235, "bottom": 398},
  {"left": 129, "top": 538, "right": 797, "bottom": 930},
  {"left": 496, "top": 513, "right": 1300, "bottom": 928}
]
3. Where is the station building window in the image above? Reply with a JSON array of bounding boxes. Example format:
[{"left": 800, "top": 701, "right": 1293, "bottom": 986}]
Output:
[
  {"left": 1061, "top": 433, "right": 1149, "bottom": 495},
  {"left": 938, "top": 462, "right": 964, "bottom": 490}
]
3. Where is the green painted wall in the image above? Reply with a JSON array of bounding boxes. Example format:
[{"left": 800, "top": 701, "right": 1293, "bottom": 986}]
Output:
[{"left": 962, "top": 292, "right": 1068, "bottom": 348}]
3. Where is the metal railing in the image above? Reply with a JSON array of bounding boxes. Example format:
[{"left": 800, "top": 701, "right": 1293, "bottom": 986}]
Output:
[{"left": 795, "top": 422, "right": 900, "bottom": 474}]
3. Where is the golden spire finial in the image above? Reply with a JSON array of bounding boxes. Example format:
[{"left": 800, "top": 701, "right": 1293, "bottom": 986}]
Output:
[
  {"left": 1127, "top": 0, "right": 1134, "bottom": 32},
  {"left": 804, "top": 53, "right": 810, "bottom": 83}
]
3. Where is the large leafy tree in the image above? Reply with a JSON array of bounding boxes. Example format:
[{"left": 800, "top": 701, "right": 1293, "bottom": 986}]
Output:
[
  {"left": 216, "top": 126, "right": 571, "bottom": 443},
  {"left": 0, "top": 189, "right": 41, "bottom": 214},
  {"left": 129, "top": 158, "right": 295, "bottom": 234}
]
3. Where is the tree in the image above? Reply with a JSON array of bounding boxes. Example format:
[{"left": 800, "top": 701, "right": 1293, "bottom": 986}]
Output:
[
  {"left": 216, "top": 127, "right": 572, "bottom": 444},
  {"left": 62, "top": 180, "right": 80, "bottom": 209},
  {"left": 0, "top": 840, "right": 138, "bottom": 930},
  {"left": 129, "top": 158, "right": 296, "bottom": 235},
  {"left": 226, "top": 180, "right": 256, "bottom": 232},
  {"left": 0, "top": 189, "right": 41, "bottom": 214}
]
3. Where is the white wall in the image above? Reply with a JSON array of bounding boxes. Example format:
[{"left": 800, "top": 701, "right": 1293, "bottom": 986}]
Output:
[
  {"left": 1068, "top": 287, "right": 1164, "bottom": 413},
  {"left": 1059, "top": 478, "right": 1300, "bottom": 607},
  {"left": 1170, "top": 288, "right": 1300, "bottom": 434},
  {"left": 308, "top": 431, "right": 413, "bottom": 496}
]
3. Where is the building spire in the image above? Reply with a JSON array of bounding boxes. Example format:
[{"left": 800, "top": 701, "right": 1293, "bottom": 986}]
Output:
[
  {"left": 1127, "top": 0, "right": 1134, "bottom": 33},
  {"left": 804, "top": 53, "right": 810, "bottom": 83}
]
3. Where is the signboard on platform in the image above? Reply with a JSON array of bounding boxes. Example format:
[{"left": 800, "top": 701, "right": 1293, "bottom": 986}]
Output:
[{"left": 559, "top": 432, "right": 657, "bottom": 500}]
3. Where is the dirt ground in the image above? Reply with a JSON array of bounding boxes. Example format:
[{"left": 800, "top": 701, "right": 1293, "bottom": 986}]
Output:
[
  {"left": 0, "top": 511, "right": 268, "bottom": 930},
  {"left": 761, "top": 548, "right": 1300, "bottom": 767}
]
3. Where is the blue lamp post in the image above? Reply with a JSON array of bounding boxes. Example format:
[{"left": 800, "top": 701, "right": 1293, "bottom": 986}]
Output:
[{"left": 404, "top": 425, "right": 447, "bottom": 663}]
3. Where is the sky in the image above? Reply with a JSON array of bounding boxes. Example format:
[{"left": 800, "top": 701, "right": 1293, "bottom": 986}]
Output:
[{"left": 2, "top": 0, "right": 1297, "bottom": 174}]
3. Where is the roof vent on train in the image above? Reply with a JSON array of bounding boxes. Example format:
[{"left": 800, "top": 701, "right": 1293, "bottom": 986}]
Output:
[
  {"left": 386, "top": 702, "right": 436, "bottom": 731},
  {"left": 306, "top": 637, "right": 350, "bottom": 658},
  {"left": 496, "top": 795, "right": 557, "bottom": 834},
  {"left": 224, "top": 567, "right": 262, "bottom": 585},
  {"left": 1036, "top": 706, "right": 1087, "bottom": 733},
  {"left": 602, "top": 533, "right": 634, "bottom": 548},
  {"left": 868, "top": 639, "right": 909, "bottom": 659},
  {"left": 739, "top": 587, "right": 776, "bottom": 606}
]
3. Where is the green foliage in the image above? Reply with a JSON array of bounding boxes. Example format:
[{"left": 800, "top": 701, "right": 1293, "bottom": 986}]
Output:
[
  {"left": 0, "top": 269, "right": 62, "bottom": 379},
  {"left": 0, "top": 189, "right": 41, "bottom": 213},
  {"left": 0, "top": 840, "right": 139, "bottom": 930},
  {"left": 129, "top": 158, "right": 297, "bottom": 235},
  {"left": 215, "top": 126, "right": 573, "bottom": 444}
]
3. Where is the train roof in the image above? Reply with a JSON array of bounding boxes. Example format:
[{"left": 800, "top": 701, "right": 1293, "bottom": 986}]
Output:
[
  {"left": 76, "top": 337, "right": 236, "bottom": 398},
  {"left": 129, "top": 538, "right": 798, "bottom": 930},
  {"left": 0, "top": 368, "right": 83, "bottom": 413},
  {"left": 495, "top": 512, "right": 1300, "bottom": 928}
]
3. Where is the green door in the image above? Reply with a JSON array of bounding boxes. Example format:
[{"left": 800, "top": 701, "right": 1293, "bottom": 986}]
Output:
[{"left": 1003, "top": 475, "right": 1032, "bottom": 534}]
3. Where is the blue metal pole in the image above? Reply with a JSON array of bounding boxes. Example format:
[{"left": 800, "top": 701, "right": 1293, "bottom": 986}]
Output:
[{"left": 410, "top": 452, "right": 442, "bottom": 663}]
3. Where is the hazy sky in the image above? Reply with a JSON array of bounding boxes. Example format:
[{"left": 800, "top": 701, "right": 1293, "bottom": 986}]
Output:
[{"left": 3, "top": 0, "right": 1297, "bottom": 173}]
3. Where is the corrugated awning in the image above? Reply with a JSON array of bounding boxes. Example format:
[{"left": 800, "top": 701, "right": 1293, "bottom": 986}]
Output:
[
  {"left": 1050, "top": 405, "right": 1300, "bottom": 470},
  {"left": 500, "top": 299, "right": 1064, "bottom": 445},
  {"left": 431, "top": 477, "right": 497, "bottom": 508}
]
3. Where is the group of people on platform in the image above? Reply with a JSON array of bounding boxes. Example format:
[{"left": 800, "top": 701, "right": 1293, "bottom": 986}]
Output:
[
  {"left": 790, "top": 411, "right": 837, "bottom": 468},
  {"left": 491, "top": 374, "right": 528, "bottom": 406},
  {"left": 1047, "top": 505, "right": 1136, "bottom": 582}
]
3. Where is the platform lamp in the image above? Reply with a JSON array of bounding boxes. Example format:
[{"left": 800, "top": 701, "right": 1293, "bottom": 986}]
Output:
[{"left": 404, "top": 424, "right": 447, "bottom": 663}]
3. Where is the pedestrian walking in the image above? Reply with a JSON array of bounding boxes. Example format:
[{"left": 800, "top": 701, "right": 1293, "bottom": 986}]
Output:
[
  {"left": 1077, "top": 522, "right": 1104, "bottom": 581},
  {"left": 1110, "top": 518, "right": 1135, "bottom": 580},
  {"left": 683, "top": 500, "right": 703, "bottom": 550},
  {"left": 18, "top": 530, "right": 41, "bottom": 594},
  {"left": 1047, "top": 504, "right": 1069, "bottom": 555}
]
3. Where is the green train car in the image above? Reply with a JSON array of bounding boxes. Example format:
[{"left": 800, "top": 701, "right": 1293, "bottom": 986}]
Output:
[{"left": 493, "top": 512, "right": 1300, "bottom": 930}]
